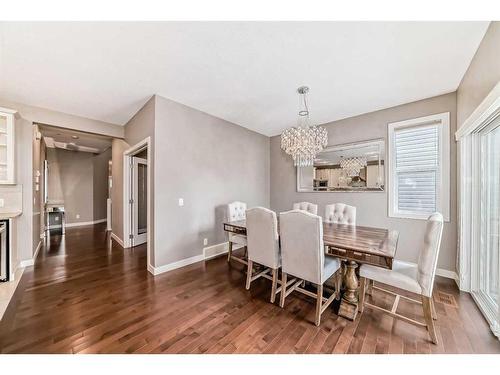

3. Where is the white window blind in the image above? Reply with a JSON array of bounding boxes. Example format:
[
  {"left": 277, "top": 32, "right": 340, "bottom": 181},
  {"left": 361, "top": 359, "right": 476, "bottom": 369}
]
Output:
[
  {"left": 394, "top": 124, "right": 439, "bottom": 215},
  {"left": 388, "top": 112, "right": 450, "bottom": 221}
]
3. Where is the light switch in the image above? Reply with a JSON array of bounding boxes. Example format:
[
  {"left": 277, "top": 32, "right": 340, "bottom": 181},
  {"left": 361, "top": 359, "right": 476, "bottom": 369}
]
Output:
[
  {"left": 178, "top": 198, "right": 184, "bottom": 207},
  {"left": 0, "top": 198, "right": 4, "bottom": 207}
]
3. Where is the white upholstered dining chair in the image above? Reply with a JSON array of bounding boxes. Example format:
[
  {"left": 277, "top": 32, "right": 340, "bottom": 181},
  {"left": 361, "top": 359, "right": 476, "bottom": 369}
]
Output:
[
  {"left": 359, "top": 212, "right": 444, "bottom": 344},
  {"left": 324, "top": 203, "right": 356, "bottom": 225},
  {"left": 245, "top": 207, "right": 282, "bottom": 303},
  {"left": 226, "top": 201, "right": 247, "bottom": 262},
  {"left": 279, "top": 210, "right": 342, "bottom": 326},
  {"left": 293, "top": 202, "right": 318, "bottom": 215}
]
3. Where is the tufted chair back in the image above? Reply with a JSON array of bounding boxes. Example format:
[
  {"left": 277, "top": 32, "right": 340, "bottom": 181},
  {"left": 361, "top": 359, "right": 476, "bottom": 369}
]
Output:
[
  {"left": 246, "top": 207, "right": 280, "bottom": 269},
  {"left": 324, "top": 203, "right": 356, "bottom": 225},
  {"left": 292, "top": 202, "right": 318, "bottom": 215},
  {"left": 279, "top": 210, "right": 324, "bottom": 285},
  {"left": 227, "top": 201, "right": 247, "bottom": 222},
  {"left": 417, "top": 212, "right": 444, "bottom": 297}
]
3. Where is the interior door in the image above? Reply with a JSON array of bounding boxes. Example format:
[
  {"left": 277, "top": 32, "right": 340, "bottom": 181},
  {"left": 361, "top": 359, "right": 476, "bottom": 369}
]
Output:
[{"left": 132, "top": 157, "right": 147, "bottom": 246}]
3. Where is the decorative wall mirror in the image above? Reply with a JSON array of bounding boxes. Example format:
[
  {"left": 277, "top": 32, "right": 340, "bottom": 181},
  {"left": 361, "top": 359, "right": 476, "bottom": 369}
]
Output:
[{"left": 297, "top": 139, "right": 385, "bottom": 192}]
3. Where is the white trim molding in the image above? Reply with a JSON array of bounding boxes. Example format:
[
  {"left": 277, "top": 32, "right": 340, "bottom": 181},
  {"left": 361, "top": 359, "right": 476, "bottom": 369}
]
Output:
[
  {"left": 149, "top": 242, "right": 244, "bottom": 276},
  {"left": 64, "top": 218, "right": 107, "bottom": 228},
  {"left": 122, "top": 137, "right": 153, "bottom": 274},
  {"left": 456, "top": 81, "right": 500, "bottom": 141},
  {"left": 387, "top": 112, "right": 450, "bottom": 221},
  {"left": 148, "top": 254, "right": 205, "bottom": 276},
  {"left": 203, "top": 241, "right": 243, "bottom": 261},
  {"left": 110, "top": 232, "right": 124, "bottom": 248},
  {"left": 396, "top": 260, "right": 459, "bottom": 284},
  {"left": 456, "top": 80, "right": 500, "bottom": 339},
  {"left": 19, "top": 240, "right": 42, "bottom": 268}
]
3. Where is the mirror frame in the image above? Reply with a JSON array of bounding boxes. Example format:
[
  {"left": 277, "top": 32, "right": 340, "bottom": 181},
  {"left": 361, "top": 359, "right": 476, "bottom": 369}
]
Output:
[{"left": 296, "top": 138, "right": 386, "bottom": 193}]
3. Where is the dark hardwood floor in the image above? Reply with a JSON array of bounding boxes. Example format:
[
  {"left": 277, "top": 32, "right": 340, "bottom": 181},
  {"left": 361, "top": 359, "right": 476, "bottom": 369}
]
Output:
[{"left": 0, "top": 223, "right": 499, "bottom": 354}]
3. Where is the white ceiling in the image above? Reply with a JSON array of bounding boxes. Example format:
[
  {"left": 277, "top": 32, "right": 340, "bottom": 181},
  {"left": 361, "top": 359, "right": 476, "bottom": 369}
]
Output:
[{"left": 0, "top": 22, "right": 489, "bottom": 136}]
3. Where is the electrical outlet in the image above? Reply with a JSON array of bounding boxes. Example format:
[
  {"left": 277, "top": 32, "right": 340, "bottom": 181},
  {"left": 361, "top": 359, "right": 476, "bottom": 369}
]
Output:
[
  {"left": 0, "top": 198, "right": 4, "bottom": 207},
  {"left": 203, "top": 238, "right": 208, "bottom": 246},
  {"left": 178, "top": 198, "right": 184, "bottom": 207},
  {"left": 76, "top": 214, "right": 80, "bottom": 219}
]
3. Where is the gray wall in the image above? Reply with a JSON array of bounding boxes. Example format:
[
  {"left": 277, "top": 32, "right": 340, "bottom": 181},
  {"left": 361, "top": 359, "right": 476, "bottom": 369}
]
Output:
[
  {"left": 111, "top": 139, "right": 129, "bottom": 241},
  {"left": 93, "top": 148, "right": 112, "bottom": 220},
  {"left": 457, "top": 21, "right": 500, "bottom": 129},
  {"left": 270, "top": 92, "right": 457, "bottom": 272},
  {"left": 154, "top": 95, "right": 270, "bottom": 266},
  {"left": 47, "top": 148, "right": 110, "bottom": 224},
  {"left": 111, "top": 96, "right": 155, "bottom": 260}
]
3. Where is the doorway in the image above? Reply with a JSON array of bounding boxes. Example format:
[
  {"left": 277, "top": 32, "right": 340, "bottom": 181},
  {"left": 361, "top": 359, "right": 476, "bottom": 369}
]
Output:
[
  {"left": 123, "top": 137, "right": 151, "bottom": 270},
  {"left": 132, "top": 156, "right": 147, "bottom": 246}
]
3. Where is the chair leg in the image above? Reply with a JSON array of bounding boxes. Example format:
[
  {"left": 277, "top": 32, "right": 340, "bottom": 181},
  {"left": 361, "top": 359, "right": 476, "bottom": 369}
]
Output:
[
  {"left": 227, "top": 241, "right": 233, "bottom": 262},
  {"left": 422, "top": 296, "right": 438, "bottom": 345},
  {"left": 359, "top": 277, "right": 366, "bottom": 313},
  {"left": 335, "top": 270, "right": 342, "bottom": 300},
  {"left": 366, "top": 279, "right": 373, "bottom": 295},
  {"left": 315, "top": 284, "right": 323, "bottom": 326},
  {"left": 245, "top": 260, "right": 253, "bottom": 290},
  {"left": 270, "top": 268, "right": 278, "bottom": 303},
  {"left": 431, "top": 298, "right": 437, "bottom": 320},
  {"left": 280, "top": 272, "right": 288, "bottom": 308}
]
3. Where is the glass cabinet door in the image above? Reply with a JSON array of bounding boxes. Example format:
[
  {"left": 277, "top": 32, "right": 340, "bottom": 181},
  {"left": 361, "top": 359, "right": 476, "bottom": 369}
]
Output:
[{"left": 0, "top": 110, "right": 15, "bottom": 184}]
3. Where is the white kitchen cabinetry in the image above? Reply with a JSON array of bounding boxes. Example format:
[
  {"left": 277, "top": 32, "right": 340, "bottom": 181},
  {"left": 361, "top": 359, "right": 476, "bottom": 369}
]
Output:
[{"left": 0, "top": 108, "right": 16, "bottom": 185}]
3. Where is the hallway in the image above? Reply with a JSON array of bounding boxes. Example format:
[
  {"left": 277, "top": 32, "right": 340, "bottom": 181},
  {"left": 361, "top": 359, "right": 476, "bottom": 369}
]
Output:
[{"left": 0, "top": 224, "right": 499, "bottom": 354}]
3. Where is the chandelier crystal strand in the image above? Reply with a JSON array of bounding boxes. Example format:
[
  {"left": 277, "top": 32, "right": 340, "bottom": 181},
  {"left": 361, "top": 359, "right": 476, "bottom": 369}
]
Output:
[
  {"left": 340, "top": 156, "right": 368, "bottom": 177},
  {"left": 280, "top": 86, "right": 328, "bottom": 167}
]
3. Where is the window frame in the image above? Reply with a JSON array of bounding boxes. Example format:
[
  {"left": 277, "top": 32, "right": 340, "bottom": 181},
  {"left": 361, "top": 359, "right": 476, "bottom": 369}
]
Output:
[{"left": 388, "top": 112, "right": 450, "bottom": 221}]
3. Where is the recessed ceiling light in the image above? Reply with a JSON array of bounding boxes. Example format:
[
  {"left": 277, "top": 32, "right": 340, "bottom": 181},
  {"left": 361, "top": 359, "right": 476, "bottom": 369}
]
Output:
[{"left": 71, "top": 135, "right": 79, "bottom": 139}]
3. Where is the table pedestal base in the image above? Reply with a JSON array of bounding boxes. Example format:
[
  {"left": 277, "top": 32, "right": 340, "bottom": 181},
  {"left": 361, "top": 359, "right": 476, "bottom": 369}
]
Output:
[{"left": 338, "top": 260, "right": 359, "bottom": 321}]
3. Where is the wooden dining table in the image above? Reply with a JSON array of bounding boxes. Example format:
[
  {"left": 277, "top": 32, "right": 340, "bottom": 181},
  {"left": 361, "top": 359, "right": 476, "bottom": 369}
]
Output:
[{"left": 223, "top": 219, "right": 399, "bottom": 321}]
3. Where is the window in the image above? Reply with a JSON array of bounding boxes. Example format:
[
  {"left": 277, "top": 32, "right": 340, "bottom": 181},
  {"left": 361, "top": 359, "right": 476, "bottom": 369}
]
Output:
[{"left": 388, "top": 112, "right": 450, "bottom": 221}]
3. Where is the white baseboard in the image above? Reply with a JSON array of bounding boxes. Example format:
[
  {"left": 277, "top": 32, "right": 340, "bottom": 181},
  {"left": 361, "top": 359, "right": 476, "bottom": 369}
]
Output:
[
  {"left": 48, "top": 218, "right": 107, "bottom": 230},
  {"left": 65, "top": 218, "right": 107, "bottom": 228},
  {"left": 203, "top": 241, "right": 243, "bottom": 261},
  {"left": 19, "top": 240, "right": 42, "bottom": 268},
  {"left": 149, "top": 254, "right": 205, "bottom": 276},
  {"left": 149, "top": 242, "right": 244, "bottom": 276},
  {"left": 397, "top": 260, "right": 459, "bottom": 282},
  {"left": 110, "top": 232, "right": 124, "bottom": 248}
]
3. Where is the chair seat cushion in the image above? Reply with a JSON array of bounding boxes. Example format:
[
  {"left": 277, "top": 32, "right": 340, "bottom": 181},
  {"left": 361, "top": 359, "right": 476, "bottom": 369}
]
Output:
[
  {"left": 229, "top": 233, "right": 247, "bottom": 246},
  {"left": 359, "top": 260, "right": 422, "bottom": 295},
  {"left": 322, "top": 256, "right": 341, "bottom": 283}
]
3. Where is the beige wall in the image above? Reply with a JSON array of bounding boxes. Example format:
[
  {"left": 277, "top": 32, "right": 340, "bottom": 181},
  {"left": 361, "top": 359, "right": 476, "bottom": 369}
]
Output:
[
  {"left": 154, "top": 95, "right": 270, "bottom": 267},
  {"left": 457, "top": 21, "right": 500, "bottom": 129},
  {"left": 47, "top": 148, "right": 110, "bottom": 224},
  {"left": 93, "top": 148, "right": 112, "bottom": 220},
  {"left": 270, "top": 92, "right": 457, "bottom": 272}
]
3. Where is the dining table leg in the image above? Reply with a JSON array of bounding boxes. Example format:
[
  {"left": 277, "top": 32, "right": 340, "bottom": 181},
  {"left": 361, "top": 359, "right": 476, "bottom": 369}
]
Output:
[{"left": 338, "top": 260, "right": 359, "bottom": 321}]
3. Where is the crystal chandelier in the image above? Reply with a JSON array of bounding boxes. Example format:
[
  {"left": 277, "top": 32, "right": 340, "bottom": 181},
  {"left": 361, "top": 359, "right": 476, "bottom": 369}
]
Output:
[
  {"left": 340, "top": 156, "right": 368, "bottom": 177},
  {"left": 280, "top": 86, "right": 328, "bottom": 167}
]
